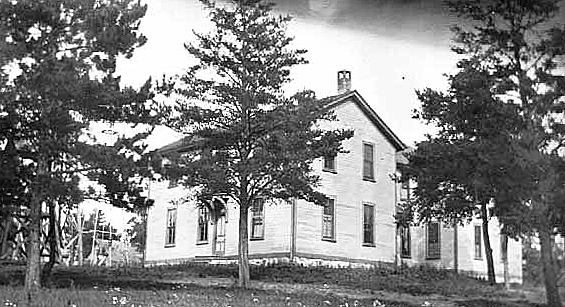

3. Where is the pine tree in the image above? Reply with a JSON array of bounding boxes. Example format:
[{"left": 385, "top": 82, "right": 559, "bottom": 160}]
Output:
[
  {"left": 160, "top": 0, "right": 353, "bottom": 287},
  {"left": 0, "top": 0, "right": 161, "bottom": 295},
  {"left": 406, "top": 58, "right": 524, "bottom": 284},
  {"left": 408, "top": 1, "right": 565, "bottom": 304}
]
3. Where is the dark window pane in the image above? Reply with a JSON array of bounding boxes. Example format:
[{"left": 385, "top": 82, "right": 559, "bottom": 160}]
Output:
[
  {"left": 363, "top": 144, "right": 374, "bottom": 179},
  {"left": 427, "top": 222, "right": 440, "bottom": 259},
  {"left": 322, "top": 199, "right": 335, "bottom": 240},
  {"left": 324, "top": 155, "right": 336, "bottom": 171},
  {"left": 363, "top": 204, "right": 374, "bottom": 244},
  {"left": 474, "top": 225, "right": 482, "bottom": 259},
  {"left": 400, "top": 226, "right": 411, "bottom": 257},
  {"left": 251, "top": 199, "right": 265, "bottom": 239},
  {"left": 166, "top": 208, "right": 177, "bottom": 245}
]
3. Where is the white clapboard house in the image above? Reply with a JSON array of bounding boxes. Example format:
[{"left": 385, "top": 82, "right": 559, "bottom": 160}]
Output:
[{"left": 144, "top": 71, "right": 522, "bottom": 283}]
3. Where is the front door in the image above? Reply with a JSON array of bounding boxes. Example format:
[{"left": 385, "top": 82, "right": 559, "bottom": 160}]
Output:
[{"left": 214, "top": 214, "right": 226, "bottom": 256}]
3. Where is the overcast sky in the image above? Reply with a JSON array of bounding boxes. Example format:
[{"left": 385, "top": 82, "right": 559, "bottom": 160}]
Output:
[{"left": 117, "top": 0, "right": 470, "bottom": 146}]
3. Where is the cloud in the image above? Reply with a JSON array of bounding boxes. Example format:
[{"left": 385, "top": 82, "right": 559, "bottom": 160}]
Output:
[{"left": 273, "top": 0, "right": 453, "bottom": 46}]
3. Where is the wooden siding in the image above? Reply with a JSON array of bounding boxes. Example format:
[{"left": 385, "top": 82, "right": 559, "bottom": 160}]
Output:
[
  {"left": 295, "top": 99, "right": 398, "bottom": 263},
  {"left": 145, "top": 182, "right": 292, "bottom": 262},
  {"left": 145, "top": 181, "right": 212, "bottom": 262},
  {"left": 399, "top": 218, "right": 523, "bottom": 283}
]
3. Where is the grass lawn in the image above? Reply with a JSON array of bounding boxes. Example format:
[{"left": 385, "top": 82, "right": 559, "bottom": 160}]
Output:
[
  {"left": 0, "top": 284, "right": 410, "bottom": 307},
  {"left": 0, "top": 261, "right": 559, "bottom": 307}
]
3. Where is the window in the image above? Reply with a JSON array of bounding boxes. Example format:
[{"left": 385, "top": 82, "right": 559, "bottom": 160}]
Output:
[
  {"left": 400, "top": 180, "right": 410, "bottom": 201},
  {"left": 400, "top": 225, "right": 411, "bottom": 258},
  {"left": 165, "top": 208, "right": 177, "bottom": 246},
  {"left": 426, "top": 222, "right": 440, "bottom": 259},
  {"left": 322, "top": 198, "right": 335, "bottom": 241},
  {"left": 363, "top": 204, "right": 375, "bottom": 245},
  {"left": 363, "top": 143, "right": 375, "bottom": 180},
  {"left": 168, "top": 177, "right": 178, "bottom": 188},
  {"left": 251, "top": 198, "right": 265, "bottom": 240},
  {"left": 474, "top": 225, "right": 482, "bottom": 259},
  {"left": 197, "top": 206, "right": 209, "bottom": 244},
  {"left": 323, "top": 155, "right": 336, "bottom": 172}
]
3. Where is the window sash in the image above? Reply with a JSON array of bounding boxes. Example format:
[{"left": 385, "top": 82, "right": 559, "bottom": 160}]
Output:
[
  {"left": 324, "top": 155, "right": 336, "bottom": 171},
  {"left": 427, "top": 222, "right": 440, "bottom": 259},
  {"left": 400, "top": 226, "right": 411, "bottom": 258},
  {"left": 363, "top": 143, "right": 374, "bottom": 179},
  {"left": 322, "top": 199, "right": 335, "bottom": 240},
  {"left": 474, "top": 225, "right": 482, "bottom": 259},
  {"left": 400, "top": 181, "right": 410, "bottom": 201},
  {"left": 251, "top": 199, "right": 265, "bottom": 239},
  {"left": 363, "top": 204, "right": 374, "bottom": 245},
  {"left": 251, "top": 217, "right": 264, "bottom": 239},
  {"left": 197, "top": 207, "right": 208, "bottom": 243},
  {"left": 165, "top": 208, "right": 177, "bottom": 245}
]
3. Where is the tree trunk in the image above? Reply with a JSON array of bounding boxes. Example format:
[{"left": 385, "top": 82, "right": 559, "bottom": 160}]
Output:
[
  {"left": 42, "top": 201, "right": 58, "bottom": 279},
  {"left": 539, "top": 225, "right": 563, "bottom": 307},
  {"left": 238, "top": 203, "right": 250, "bottom": 288},
  {"left": 141, "top": 208, "right": 147, "bottom": 267},
  {"left": 453, "top": 223, "right": 458, "bottom": 273},
  {"left": 24, "top": 195, "right": 43, "bottom": 294},
  {"left": 77, "top": 209, "right": 83, "bottom": 266},
  {"left": 501, "top": 234, "right": 510, "bottom": 289},
  {"left": 1, "top": 217, "right": 12, "bottom": 258},
  {"left": 480, "top": 202, "right": 496, "bottom": 284}
]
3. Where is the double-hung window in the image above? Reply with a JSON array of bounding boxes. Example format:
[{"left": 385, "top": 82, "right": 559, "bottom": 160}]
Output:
[
  {"left": 251, "top": 198, "right": 265, "bottom": 240},
  {"left": 363, "top": 143, "right": 375, "bottom": 181},
  {"left": 363, "top": 204, "right": 375, "bottom": 246},
  {"left": 426, "top": 222, "right": 440, "bottom": 259},
  {"left": 165, "top": 208, "right": 177, "bottom": 246},
  {"left": 323, "top": 155, "right": 336, "bottom": 172},
  {"left": 474, "top": 225, "right": 482, "bottom": 259},
  {"left": 400, "top": 225, "right": 411, "bottom": 258},
  {"left": 322, "top": 198, "right": 335, "bottom": 241},
  {"left": 400, "top": 180, "right": 410, "bottom": 202},
  {"left": 197, "top": 206, "right": 209, "bottom": 244}
]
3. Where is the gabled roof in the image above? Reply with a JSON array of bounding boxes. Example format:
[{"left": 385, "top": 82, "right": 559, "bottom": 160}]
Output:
[
  {"left": 154, "top": 135, "right": 201, "bottom": 154},
  {"left": 321, "top": 90, "right": 407, "bottom": 151},
  {"left": 156, "top": 90, "right": 407, "bottom": 153}
]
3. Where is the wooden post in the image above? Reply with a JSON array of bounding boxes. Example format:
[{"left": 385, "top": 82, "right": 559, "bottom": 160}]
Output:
[
  {"left": 142, "top": 177, "right": 151, "bottom": 267},
  {"left": 90, "top": 209, "right": 99, "bottom": 265},
  {"left": 108, "top": 226, "right": 112, "bottom": 267},
  {"left": 77, "top": 209, "right": 83, "bottom": 266}
]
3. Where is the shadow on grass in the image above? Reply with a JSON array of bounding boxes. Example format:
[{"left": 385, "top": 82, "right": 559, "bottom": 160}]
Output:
[
  {"left": 457, "top": 298, "right": 543, "bottom": 307},
  {"left": 0, "top": 264, "right": 187, "bottom": 290}
]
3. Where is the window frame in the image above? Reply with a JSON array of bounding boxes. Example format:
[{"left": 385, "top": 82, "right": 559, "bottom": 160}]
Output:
[
  {"left": 323, "top": 154, "right": 337, "bottom": 173},
  {"left": 400, "top": 225, "right": 411, "bottom": 258},
  {"left": 400, "top": 180, "right": 410, "bottom": 202},
  {"left": 250, "top": 198, "right": 265, "bottom": 241},
  {"left": 362, "top": 142, "right": 375, "bottom": 181},
  {"left": 362, "top": 203, "right": 375, "bottom": 246},
  {"left": 196, "top": 206, "right": 209, "bottom": 245},
  {"left": 322, "top": 198, "right": 336, "bottom": 242},
  {"left": 165, "top": 208, "right": 177, "bottom": 247},
  {"left": 168, "top": 177, "right": 179, "bottom": 188},
  {"left": 474, "top": 225, "right": 482, "bottom": 260},
  {"left": 426, "top": 222, "right": 441, "bottom": 259}
]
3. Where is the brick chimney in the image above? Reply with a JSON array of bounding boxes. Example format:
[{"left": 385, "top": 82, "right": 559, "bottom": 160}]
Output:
[{"left": 337, "top": 70, "right": 351, "bottom": 94}]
